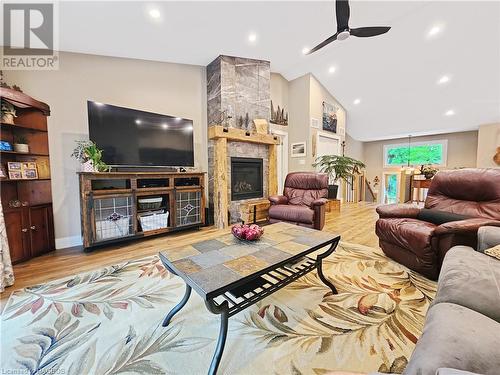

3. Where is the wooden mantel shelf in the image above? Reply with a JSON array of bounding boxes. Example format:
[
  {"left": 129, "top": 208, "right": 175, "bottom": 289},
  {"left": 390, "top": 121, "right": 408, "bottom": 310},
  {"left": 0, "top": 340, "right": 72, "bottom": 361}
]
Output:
[{"left": 208, "top": 125, "right": 280, "bottom": 145}]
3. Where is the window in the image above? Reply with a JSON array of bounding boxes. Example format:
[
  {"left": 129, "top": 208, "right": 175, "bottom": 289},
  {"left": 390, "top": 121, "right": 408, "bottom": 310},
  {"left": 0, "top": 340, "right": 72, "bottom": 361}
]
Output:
[{"left": 383, "top": 140, "right": 447, "bottom": 167}]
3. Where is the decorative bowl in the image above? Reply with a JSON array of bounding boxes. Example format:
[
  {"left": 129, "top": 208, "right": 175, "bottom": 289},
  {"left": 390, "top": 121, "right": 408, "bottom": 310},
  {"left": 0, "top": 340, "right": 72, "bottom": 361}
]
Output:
[{"left": 231, "top": 223, "right": 264, "bottom": 241}]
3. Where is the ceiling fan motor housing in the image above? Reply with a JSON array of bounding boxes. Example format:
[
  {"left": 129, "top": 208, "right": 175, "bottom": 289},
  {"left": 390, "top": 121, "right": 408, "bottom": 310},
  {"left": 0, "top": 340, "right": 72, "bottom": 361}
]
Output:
[{"left": 337, "top": 30, "right": 350, "bottom": 41}]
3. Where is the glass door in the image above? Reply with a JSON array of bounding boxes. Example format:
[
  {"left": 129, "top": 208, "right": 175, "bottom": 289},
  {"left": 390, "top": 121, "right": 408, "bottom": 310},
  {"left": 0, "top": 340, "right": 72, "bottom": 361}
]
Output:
[{"left": 382, "top": 172, "right": 400, "bottom": 204}]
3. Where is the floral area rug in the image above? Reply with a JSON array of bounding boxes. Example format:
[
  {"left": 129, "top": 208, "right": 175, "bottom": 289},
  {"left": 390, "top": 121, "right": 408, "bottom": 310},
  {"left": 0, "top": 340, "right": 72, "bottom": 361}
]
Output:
[{"left": 1, "top": 242, "right": 436, "bottom": 375}]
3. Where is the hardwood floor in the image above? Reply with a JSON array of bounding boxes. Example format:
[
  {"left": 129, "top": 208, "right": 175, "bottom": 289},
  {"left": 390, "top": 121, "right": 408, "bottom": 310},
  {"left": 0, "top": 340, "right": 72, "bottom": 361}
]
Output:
[{"left": 1, "top": 202, "right": 379, "bottom": 304}]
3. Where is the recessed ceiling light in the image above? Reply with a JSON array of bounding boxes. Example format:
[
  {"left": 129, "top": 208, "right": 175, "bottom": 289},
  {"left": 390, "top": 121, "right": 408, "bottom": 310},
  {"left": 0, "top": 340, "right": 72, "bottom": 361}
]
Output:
[
  {"left": 328, "top": 66, "right": 336, "bottom": 74},
  {"left": 149, "top": 9, "right": 161, "bottom": 19},
  {"left": 438, "top": 75, "right": 450, "bottom": 84},
  {"left": 135, "top": 119, "right": 142, "bottom": 124},
  {"left": 353, "top": 98, "right": 361, "bottom": 105},
  {"left": 302, "top": 47, "right": 310, "bottom": 55},
  {"left": 248, "top": 32, "right": 257, "bottom": 43},
  {"left": 444, "top": 109, "right": 455, "bottom": 116},
  {"left": 427, "top": 25, "right": 442, "bottom": 38}
]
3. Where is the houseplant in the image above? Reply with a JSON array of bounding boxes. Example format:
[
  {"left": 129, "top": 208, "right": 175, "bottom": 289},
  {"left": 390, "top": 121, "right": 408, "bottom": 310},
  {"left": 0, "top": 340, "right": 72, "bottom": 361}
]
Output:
[
  {"left": 13, "top": 135, "right": 29, "bottom": 153},
  {"left": 1, "top": 100, "right": 17, "bottom": 124},
  {"left": 71, "top": 140, "right": 109, "bottom": 172},
  {"left": 313, "top": 155, "right": 366, "bottom": 198},
  {"left": 420, "top": 165, "right": 438, "bottom": 179}
]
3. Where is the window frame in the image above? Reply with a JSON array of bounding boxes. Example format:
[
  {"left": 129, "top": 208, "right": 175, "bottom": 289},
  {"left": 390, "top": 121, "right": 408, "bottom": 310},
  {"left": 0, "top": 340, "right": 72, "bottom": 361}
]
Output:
[{"left": 383, "top": 139, "right": 448, "bottom": 168}]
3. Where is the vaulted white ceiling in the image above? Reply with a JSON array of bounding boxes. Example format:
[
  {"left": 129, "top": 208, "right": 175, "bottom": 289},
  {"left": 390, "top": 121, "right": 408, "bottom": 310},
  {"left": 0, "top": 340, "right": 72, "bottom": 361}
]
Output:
[{"left": 58, "top": 1, "right": 500, "bottom": 141}]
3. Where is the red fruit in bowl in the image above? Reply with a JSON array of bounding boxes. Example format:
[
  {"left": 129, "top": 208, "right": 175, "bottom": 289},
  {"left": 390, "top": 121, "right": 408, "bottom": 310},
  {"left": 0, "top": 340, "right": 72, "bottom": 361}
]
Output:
[
  {"left": 245, "top": 228, "right": 262, "bottom": 241},
  {"left": 232, "top": 224, "right": 245, "bottom": 239}
]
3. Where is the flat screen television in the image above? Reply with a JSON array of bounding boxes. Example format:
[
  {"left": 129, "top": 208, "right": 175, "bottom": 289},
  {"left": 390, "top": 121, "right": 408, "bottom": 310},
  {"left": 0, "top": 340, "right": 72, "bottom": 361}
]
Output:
[{"left": 87, "top": 101, "right": 194, "bottom": 167}]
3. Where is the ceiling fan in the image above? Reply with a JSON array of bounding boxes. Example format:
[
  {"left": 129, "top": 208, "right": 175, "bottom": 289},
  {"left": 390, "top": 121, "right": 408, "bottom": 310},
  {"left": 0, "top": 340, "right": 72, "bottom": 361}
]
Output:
[{"left": 306, "top": 0, "right": 391, "bottom": 55}]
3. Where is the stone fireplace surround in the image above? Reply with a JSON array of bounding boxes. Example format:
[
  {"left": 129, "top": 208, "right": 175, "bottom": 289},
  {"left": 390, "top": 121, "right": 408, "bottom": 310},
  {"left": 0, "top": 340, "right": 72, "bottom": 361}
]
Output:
[{"left": 206, "top": 55, "right": 278, "bottom": 228}]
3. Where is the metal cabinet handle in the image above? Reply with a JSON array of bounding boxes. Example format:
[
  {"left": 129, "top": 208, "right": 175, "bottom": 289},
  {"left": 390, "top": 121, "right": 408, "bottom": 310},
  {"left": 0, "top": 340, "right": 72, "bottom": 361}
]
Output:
[
  {"left": 22, "top": 228, "right": 28, "bottom": 232},
  {"left": 30, "top": 225, "right": 36, "bottom": 230}
]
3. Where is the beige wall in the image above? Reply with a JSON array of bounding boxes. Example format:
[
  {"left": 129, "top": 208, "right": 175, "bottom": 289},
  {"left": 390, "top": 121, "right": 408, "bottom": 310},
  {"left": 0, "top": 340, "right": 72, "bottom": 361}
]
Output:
[
  {"left": 286, "top": 73, "right": 348, "bottom": 172},
  {"left": 345, "top": 133, "right": 364, "bottom": 161},
  {"left": 4, "top": 52, "right": 207, "bottom": 248},
  {"left": 270, "top": 73, "right": 289, "bottom": 112},
  {"left": 477, "top": 123, "right": 500, "bottom": 168},
  {"left": 363, "top": 131, "right": 478, "bottom": 201}
]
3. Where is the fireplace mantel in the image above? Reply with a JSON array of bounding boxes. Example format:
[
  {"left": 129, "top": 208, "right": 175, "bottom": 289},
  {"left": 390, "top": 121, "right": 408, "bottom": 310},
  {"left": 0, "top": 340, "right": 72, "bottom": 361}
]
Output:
[
  {"left": 208, "top": 125, "right": 280, "bottom": 145},
  {"left": 208, "top": 125, "right": 278, "bottom": 228}
]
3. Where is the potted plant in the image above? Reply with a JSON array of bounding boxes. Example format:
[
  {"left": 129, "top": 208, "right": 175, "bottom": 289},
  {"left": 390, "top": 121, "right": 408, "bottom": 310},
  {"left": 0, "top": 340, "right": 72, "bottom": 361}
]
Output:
[
  {"left": 313, "top": 155, "right": 366, "bottom": 198},
  {"left": 71, "top": 140, "right": 109, "bottom": 172},
  {"left": 1, "top": 100, "right": 17, "bottom": 124},
  {"left": 420, "top": 165, "right": 438, "bottom": 179},
  {"left": 13, "top": 135, "right": 29, "bottom": 153}
]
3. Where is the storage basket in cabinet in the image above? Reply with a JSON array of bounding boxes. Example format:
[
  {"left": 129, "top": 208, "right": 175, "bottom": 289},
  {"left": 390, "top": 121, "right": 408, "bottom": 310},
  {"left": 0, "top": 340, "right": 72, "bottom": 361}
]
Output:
[
  {"left": 139, "top": 211, "right": 169, "bottom": 231},
  {"left": 138, "top": 197, "right": 163, "bottom": 210}
]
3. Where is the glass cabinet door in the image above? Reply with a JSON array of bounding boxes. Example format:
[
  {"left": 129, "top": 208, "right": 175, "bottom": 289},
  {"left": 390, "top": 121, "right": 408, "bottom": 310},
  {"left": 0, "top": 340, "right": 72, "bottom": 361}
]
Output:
[
  {"left": 92, "top": 195, "right": 134, "bottom": 242},
  {"left": 175, "top": 191, "right": 202, "bottom": 227}
]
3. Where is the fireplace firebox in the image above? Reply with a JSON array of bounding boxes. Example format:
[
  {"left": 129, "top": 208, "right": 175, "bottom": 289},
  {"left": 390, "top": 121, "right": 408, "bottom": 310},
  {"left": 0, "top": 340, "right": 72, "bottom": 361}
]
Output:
[{"left": 231, "top": 157, "right": 264, "bottom": 201}]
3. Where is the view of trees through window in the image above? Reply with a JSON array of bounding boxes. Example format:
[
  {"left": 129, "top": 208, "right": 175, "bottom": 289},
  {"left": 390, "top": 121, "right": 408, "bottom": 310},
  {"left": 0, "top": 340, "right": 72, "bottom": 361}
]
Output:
[{"left": 386, "top": 143, "right": 443, "bottom": 166}]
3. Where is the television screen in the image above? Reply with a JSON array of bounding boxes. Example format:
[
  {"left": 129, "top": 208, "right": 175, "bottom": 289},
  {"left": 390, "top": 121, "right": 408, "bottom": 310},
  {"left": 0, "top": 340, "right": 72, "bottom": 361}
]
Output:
[{"left": 87, "top": 101, "right": 194, "bottom": 167}]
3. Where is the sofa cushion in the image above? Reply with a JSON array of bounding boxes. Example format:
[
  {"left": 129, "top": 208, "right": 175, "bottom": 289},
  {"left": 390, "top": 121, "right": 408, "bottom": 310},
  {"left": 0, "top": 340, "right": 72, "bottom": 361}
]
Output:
[
  {"left": 417, "top": 209, "right": 470, "bottom": 225},
  {"left": 269, "top": 204, "right": 314, "bottom": 224},
  {"left": 403, "top": 303, "right": 500, "bottom": 375},
  {"left": 376, "top": 218, "right": 436, "bottom": 254},
  {"left": 434, "top": 245, "right": 500, "bottom": 323}
]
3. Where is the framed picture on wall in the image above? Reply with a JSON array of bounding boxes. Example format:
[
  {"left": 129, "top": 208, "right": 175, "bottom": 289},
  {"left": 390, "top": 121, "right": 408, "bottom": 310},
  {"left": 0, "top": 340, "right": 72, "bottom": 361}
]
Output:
[
  {"left": 310, "top": 117, "right": 320, "bottom": 129},
  {"left": 291, "top": 142, "right": 306, "bottom": 158},
  {"left": 322, "top": 101, "right": 338, "bottom": 133}
]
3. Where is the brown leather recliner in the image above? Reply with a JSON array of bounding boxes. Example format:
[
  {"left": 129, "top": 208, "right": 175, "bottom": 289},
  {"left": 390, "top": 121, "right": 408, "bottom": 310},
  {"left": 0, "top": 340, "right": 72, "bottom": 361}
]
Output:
[
  {"left": 268, "top": 172, "right": 329, "bottom": 230},
  {"left": 376, "top": 168, "right": 500, "bottom": 280}
]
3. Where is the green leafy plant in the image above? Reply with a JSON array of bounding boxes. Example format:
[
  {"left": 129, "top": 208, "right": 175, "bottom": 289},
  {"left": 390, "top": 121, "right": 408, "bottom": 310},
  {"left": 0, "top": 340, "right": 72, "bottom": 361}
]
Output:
[
  {"left": 71, "top": 140, "right": 108, "bottom": 172},
  {"left": 420, "top": 165, "right": 438, "bottom": 179},
  {"left": 313, "top": 155, "right": 366, "bottom": 185},
  {"left": 14, "top": 134, "right": 28, "bottom": 144}
]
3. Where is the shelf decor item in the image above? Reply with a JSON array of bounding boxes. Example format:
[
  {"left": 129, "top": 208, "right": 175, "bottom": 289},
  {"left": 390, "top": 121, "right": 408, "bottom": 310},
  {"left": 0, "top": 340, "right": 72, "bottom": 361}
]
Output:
[
  {"left": 1, "top": 100, "right": 17, "bottom": 124},
  {"left": 7, "top": 162, "right": 38, "bottom": 180},
  {"left": 253, "top": 119, "right": 268, "bottom": 134},
  {"left": 420, "top": 165, "right": 439, "bottom": 179},
  {"left": 13, "top": 135, "right": 29, "bottom": 153},
  {"left": 71, "top": 140, "right": 108, "bottom": 172},
  {"left": 0, "top": 140, "right": 13, "bottom": 151},
  {"left": 231, "top": 223, "right": 264, "bottom": 241},
  {"left": 313, "top": 155, "right": 366, "bottom": 199}
]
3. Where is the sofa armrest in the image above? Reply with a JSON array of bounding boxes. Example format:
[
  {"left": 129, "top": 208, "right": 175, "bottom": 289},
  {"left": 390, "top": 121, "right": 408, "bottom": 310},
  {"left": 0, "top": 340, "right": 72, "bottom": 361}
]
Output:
[
  {"left": 478, "top": 226, "right": 500, "bottom": 252},
  {"left": 434, "top": 218, "right": 500, "bottom": 236},
  {"left": 268, "top": 195, "right": 288, "bottom": 205},
  {"left": 311, "top": 198, "right": 328, "bottom": 207},
  {"left": 376, "top": 204, "right": 420, "bottom": 218}
]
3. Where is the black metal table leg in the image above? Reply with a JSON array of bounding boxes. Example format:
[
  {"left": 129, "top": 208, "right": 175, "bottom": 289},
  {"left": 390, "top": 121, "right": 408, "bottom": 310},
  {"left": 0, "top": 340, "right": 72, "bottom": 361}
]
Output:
[
  {"left": 316, "top": 238, "right": 340, "bottom": 295},
  {"left": 205, "top": 300, "right": 230, "bottom": 375},
  {"left": 162, "top": 283, "right": 192, "bottom": 327}
]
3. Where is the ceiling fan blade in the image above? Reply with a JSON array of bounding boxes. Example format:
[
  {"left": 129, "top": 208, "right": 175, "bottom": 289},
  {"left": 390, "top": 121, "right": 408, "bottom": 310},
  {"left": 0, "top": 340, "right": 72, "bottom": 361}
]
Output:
[
  {"left": 350, "top": 26, "right": 391, "bottom": 38},
  {"left": 336, "top": 0, "right": 350, "bottom": 31},
  {"left": 306, "top": 33, "right": 339, "bottom": 55}
]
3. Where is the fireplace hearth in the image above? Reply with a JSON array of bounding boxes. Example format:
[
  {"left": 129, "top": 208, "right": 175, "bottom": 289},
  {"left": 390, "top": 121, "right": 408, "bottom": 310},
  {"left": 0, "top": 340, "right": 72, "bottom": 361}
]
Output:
[{"left": 231, "top": 157, "right": 263, "bottom": 201}]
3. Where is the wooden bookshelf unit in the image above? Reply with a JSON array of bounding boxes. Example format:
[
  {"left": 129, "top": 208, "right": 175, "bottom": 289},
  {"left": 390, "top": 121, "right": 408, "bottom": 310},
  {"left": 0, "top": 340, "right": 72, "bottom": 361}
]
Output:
[
  {"left": 1, "top": 88, "right": 55, "bottom": 264},
  {"left": 78, "top": 171, "right": 205, "bottom": 249}
]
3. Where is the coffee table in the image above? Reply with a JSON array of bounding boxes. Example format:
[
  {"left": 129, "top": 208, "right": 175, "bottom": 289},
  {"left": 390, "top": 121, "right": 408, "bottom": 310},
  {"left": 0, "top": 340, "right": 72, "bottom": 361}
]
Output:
[{"left": 158, "top": 222, "right": 340, "bottom": 374}]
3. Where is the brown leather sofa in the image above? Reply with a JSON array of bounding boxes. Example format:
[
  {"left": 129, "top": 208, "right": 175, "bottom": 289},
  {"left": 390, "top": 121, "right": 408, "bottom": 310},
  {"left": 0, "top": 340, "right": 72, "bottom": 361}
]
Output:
[
  {"left": 268, "top": 172, "right": 329, "bottom": 230},
  {"left": 376, "top": 168, "right": 500, "bottom": 280}
]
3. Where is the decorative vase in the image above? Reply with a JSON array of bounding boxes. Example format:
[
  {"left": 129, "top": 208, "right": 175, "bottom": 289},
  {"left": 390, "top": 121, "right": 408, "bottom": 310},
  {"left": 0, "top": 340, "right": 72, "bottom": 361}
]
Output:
[
  {"left": 81, "top": 160, "right": 95, "bottom": 172},
  {"left": 13, "top": 143, "right": 29, "bottom": 153}
]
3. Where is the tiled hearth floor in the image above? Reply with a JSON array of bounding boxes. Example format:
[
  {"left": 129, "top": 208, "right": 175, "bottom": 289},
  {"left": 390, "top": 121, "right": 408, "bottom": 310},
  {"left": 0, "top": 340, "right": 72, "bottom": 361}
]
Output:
[{"left": 1, "top": 202, "right": 379, "bottom": 306}]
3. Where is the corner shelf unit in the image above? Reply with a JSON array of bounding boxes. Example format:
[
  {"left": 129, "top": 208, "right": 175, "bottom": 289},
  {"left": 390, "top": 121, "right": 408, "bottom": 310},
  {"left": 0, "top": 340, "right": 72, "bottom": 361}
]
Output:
[
  {"left": 78, "top": 171, "right": 206, "bottom": 249},
  {"left": 1, "top": 87, "right": 55, "bottom": 264}
]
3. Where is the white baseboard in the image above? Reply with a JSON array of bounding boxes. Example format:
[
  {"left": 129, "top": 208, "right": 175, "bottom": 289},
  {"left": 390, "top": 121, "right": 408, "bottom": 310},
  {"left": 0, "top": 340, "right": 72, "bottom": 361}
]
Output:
[{"left": 55, "top": 235, "right": 83, "bottom": 249}]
